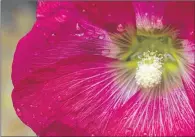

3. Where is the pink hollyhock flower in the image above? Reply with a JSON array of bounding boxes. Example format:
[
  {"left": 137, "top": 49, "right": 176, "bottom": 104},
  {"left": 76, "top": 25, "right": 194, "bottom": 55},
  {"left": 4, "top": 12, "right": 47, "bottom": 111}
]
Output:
[{"left": 12, "top": 1, "right": 194, "bottom": 136}]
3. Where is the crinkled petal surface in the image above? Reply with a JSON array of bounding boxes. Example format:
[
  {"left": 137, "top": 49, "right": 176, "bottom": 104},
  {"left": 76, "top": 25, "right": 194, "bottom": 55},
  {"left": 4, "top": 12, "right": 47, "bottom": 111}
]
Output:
[
  {"left": 12, "top": 55, "right": 195, "bottom": 136},
  {"left": 12, "top": 55, "right": 139, "bottom": 136},
  {"left": 12, "top": 1, "right": 136, "bottom": 85},
  {"left": 12, "top": 1, "right": 195, "bottom": 136}
]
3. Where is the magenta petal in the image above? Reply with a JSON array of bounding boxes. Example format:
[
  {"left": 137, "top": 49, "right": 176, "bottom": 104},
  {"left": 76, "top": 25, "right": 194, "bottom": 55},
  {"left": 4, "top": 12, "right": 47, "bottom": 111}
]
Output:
[
  {"left": 163, "top": 2, "right": 194, "bottom": 41},
  {"left": 12, "top": 55, "right": 123, "bottom": 136},
  {"left": 73, "top": 1, "right": 136, "bottom": 32},
  {"left": 12, "top": 19, "right": 111, "bottom": 86},
  {"left": 36, "top": 1, "right": 136, "bottom": 32},
  {"left": 105, "top": 90, "right": 195, "bottom": 136}
]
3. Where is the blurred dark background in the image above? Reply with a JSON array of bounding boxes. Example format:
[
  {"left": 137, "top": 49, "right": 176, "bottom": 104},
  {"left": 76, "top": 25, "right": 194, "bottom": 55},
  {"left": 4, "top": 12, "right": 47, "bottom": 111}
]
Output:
[{"left": 1, "top": 0, "right": 36, "bottom": 135}]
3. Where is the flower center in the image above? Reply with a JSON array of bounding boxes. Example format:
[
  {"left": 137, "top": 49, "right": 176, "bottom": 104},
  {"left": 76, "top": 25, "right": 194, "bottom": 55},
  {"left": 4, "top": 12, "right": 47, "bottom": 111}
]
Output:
[
  {"left": 110, "top": 26, "right": 185, "bottom": 92},
  {"left": 135, "top": 51, "right": 163, "bottom": 88}
]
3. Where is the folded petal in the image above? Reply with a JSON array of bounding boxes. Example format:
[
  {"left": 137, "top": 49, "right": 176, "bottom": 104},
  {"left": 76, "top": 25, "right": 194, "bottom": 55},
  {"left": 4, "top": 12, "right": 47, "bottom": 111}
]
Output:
[{"left": 12, "top": 55, "right": 139, "bottom": 136}]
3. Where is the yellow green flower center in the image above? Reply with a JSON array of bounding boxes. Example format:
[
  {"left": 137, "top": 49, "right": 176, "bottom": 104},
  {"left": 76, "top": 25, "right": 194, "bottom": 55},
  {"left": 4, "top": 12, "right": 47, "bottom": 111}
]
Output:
[{"left": 110, "top": 26, "right": 184, "bottom": 90}]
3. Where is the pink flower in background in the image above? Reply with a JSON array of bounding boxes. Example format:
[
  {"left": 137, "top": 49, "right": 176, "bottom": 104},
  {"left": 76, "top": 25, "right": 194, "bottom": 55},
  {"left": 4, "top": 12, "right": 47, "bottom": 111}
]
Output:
[{"left": 12, "top": 1, "right": 194, "bottom": 136}]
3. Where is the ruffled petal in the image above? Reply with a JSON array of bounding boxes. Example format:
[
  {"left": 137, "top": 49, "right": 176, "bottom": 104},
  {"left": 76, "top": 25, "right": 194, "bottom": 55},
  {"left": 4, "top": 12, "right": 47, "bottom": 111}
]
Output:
[{"left": 12, "top": 55, "right": 139, "bottom": 136}]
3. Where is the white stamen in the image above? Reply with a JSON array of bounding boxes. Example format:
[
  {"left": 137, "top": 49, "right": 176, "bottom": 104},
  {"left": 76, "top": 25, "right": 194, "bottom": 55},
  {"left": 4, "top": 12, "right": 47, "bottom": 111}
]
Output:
[{"left": 135, "top": 51, "right": 163, "bottom": 88}]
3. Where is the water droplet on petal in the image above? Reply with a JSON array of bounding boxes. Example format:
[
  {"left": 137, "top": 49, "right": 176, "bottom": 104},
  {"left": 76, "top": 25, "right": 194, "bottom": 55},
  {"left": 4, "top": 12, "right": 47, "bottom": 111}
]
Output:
[
  {"left": 48, "top": 106, "right": 52, "bottom": 110},
  {"left": 91, "top": 134, "right": 95, "bottom": 136},
  {"left": 37, "top": 14, "right": 44, "bottom": 18},
  {"left": 33, "top": 114, "right": 36, "bottom": 119},
  {"left": 34, "top": 52, "right": 38, "bottom": 56},
  {"left": 125, "top": 128, "right": 132, "bottom": 135},
  {"left": 108, "top": 13, "right": 111, "bottom": 17},
  {"left": 62, "top": 15, "right": 66, "bottom": 18},
  {"left": 117, "top": 24, "right": 125, "bottom": 32},
  {"left": 82, "top": 9, "right": 86, "bottom": 13},
  {"left": 145, "top": 13, "right": 148, "bottom": 16},
  {"left": 36, "top": 24, "right": 40, "bottom": 28},
  {"left": 124, "top": 116, "right": 128, "bottom": 120},
  {"left": 52, "top": 33, "right": 55, "bottom": 36},
  {"left": 190, "top": 31, "right": 194, "bottom": 35},
  {"left": 16, "top": 108, "right": 22, "bottom": 116},
  {"left": 57, "top": 96, "right": 62, "bottom": 101},
  {"left": 98, "top": 34, "right": 105, "bottom": 39},
  {"left": 75, "top": 23, "right": 85, "bottom": 37},
  {"left": 75, "top": 33, "right": 84, "bottom": 37},
  {"left": 143, "top": 132, "right": 147, "bottom": 136},
  {"left": 76, "top": 23, "right": 81, "bottom": 30}
]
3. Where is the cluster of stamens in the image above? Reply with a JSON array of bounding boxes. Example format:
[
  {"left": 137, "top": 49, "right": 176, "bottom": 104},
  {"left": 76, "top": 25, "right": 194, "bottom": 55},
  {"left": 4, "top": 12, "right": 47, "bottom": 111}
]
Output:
[{"left": 135, "top": 51, "right": 164, "bottom": 88}]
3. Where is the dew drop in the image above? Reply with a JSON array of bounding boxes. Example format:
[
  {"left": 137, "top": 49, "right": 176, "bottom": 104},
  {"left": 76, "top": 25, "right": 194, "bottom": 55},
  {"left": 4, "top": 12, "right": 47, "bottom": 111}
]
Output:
[
  {"left": 57, "top": 96, "right": 62, "bottom": 101},
  {"left": 190, "top": 31, "right": 194, "bottom": 35},
  {"left": 37, "top": 14, "right": 44, "bottom": 18},
  {"left": 98, "top": 34, "right": 105, "bottom": 39},
  {"left": 16, "top": 108, "right": 22, "bottom": 116},
  {"left": 145, "top": 13, "right": 148, "bottom": 16},
  {"left": 48, "top": 106, "right": 52, "bottom": 110},
  {"left": 108, "top": 13, "right": 111, "bottom": 17},
  {"left": 34, "top": 52, "right": 38, "bottom": 56},
  {"left": 82, "top": 9, "right": 86, "bottom": 13},
  {"left": 143, "top": 132, "right": 147, "bottom": 136},
  {"left": 125, "top": 128, "right": 132, "bottom": 135},
  {"left": 123, "top": 116, "right": 128, "bottom": 120},
  {"left": 75, "top": 33, "right": 84, "bottom": 37},
  {"left": 36, "top": 24, "right": 40, "bottom": 28},
  {"left": 33, "top": 114, "right": 36, "bottom": 119},
  {"left": 51, "top": 33, "right": 55, "bottom": 36},
  {"left": 61, "top": 15, "right": 66, "bottom": 18},
  {"left": 91, "top": 134, "right": 95, "bottom": 136},
  {"left": 117, "top": 24, "right": 125, "bottom": 32},
  {"left": 75, "top": 23, "right": 85, "bottom": 37},
  {"left": 76, "top": 23, "right": 81, "bottom": 30}
]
